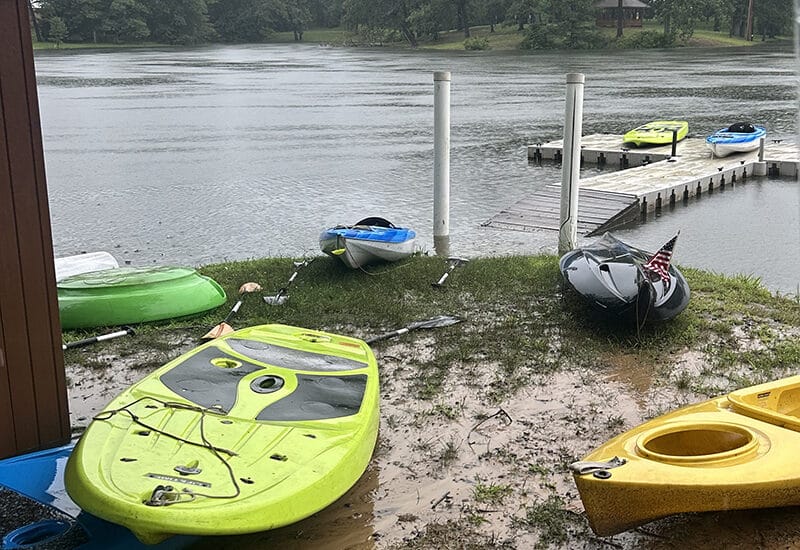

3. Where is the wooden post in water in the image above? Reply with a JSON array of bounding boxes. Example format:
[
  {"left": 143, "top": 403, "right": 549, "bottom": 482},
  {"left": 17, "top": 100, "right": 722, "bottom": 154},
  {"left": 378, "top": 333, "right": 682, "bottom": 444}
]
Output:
[
  {"left": 558, "top": 73, "right": 585, "bottom": 255},
  {"left": 433, "top": 71, "right": 451, "bottom": 256},
  {"left": 0, "top": 0, "right": 71, "bottom": 458}
]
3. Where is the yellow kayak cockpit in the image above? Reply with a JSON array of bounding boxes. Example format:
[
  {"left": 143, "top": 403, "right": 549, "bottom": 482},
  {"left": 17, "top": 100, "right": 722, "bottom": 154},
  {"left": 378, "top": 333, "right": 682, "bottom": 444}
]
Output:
[
  {"left": 728, "top": 375, "right": 800, "bottom": 431},
  {"left": 634, "top": 421, "right": 760, "bottom": 465}
]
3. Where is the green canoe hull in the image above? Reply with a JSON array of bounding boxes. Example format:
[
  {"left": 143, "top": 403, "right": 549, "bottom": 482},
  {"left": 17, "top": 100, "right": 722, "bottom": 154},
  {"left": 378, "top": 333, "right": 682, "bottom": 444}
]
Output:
[
  {"left": 58, "top": 266, "right": 226, "bottom": 329},
  {"left": 622, "top": 120, "right": 689, "bottom": 147},
  {"left": 65, "top": 324, "right": 379, "bottom": 544}
]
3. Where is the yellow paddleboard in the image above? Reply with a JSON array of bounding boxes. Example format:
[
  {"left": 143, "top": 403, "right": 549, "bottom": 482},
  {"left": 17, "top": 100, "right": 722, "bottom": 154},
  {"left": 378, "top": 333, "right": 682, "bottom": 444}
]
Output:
[
  {"left": 622, "top": 120, "right": 688, "bottom": 147},
  {"left": 65, "top": 324, "right": 379, "bottom": 544}
]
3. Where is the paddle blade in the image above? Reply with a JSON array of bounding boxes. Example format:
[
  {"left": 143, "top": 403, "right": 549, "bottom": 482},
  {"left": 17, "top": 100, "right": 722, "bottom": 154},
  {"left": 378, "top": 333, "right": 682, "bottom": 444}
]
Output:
[
  {"left": 264, "top": 292, "right": 288, "bottom": 306},
  {"left": 331, "top": 248, "right": 346, "bottom": 256},
  {"left": 365, "top": 315, "right": 462, "bottom": 345},
  {"left": 202, "top": 322, "right": 235, "bottom": 340},
  {"left": 238, "top": 282, "right": 262, "bottom": 294}
]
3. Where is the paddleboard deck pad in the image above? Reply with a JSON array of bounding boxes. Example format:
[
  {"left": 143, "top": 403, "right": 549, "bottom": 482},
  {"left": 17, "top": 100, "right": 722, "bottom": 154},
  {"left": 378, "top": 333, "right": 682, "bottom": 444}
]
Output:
[{"left": 65, "top": 324, "right": 379, "bottom": 544}]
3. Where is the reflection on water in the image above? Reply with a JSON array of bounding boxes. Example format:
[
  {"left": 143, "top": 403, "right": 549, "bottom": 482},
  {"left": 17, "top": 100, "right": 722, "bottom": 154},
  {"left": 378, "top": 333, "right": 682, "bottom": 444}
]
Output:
[{"left": 34, "top": 44, "right": 799, "bottom": 293}]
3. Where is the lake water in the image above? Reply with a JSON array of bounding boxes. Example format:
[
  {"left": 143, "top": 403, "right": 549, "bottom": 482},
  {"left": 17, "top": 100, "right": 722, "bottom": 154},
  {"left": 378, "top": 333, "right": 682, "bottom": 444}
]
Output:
[{"left": 34, "top": 44, "right": 799, "bottom": 294}]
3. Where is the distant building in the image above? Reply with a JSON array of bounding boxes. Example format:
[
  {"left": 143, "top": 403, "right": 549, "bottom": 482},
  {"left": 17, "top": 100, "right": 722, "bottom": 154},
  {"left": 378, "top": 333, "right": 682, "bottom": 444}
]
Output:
[{"left": 595, "top": 0, "right": 650, "bottom": 28}]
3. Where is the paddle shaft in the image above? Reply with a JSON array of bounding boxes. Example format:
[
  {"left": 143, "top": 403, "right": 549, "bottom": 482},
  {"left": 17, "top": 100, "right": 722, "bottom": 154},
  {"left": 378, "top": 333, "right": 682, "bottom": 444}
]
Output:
[
  {"left": 63, "top": 327, "right": 134, "bottom": 350},
  {"left": 365, "top": 327, "right": 409, "bottom": 344},
  {"left": 265, "top": 259, "right": 313, "bottom": 304},
  {"left": 222, "top": 299, "right": 243, "bottom": 324},
  {"left": 434, "top": 269, "right": 453, "bottom": 286},
  {"left": 433, "top": 258, "right": 468, "bottom": 287}
]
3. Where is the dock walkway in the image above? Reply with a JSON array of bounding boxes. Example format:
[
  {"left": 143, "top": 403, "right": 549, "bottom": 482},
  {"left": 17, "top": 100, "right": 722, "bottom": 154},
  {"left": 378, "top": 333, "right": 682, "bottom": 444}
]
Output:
[{"left": 483, "top": 134, "right": 799, "bottom": 236}]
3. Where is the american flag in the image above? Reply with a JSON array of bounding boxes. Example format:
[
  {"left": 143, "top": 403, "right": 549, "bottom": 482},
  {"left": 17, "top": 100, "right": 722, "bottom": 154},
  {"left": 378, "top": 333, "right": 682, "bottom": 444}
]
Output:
[{"left": 643, "top": 232, "right": 679, "bottom": 284}]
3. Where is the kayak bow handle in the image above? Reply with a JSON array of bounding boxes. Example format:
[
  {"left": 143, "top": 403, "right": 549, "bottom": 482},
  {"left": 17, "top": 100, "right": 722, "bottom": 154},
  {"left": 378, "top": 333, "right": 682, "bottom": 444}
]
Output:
[{"left": 569, "top": 456, "right": 627, "bottom": 476}]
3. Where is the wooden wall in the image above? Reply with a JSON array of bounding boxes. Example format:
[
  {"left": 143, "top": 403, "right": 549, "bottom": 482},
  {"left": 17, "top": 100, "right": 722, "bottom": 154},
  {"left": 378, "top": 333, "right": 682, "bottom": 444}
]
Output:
[{"left": 0, "top": 0, "right": 71, "bottom": 458}]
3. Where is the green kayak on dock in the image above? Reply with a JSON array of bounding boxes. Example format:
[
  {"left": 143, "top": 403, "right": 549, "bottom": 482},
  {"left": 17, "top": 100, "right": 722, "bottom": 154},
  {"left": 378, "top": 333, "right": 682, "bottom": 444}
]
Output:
[{"left": 58, "top": 266, "right": 226, "bottom": 329}]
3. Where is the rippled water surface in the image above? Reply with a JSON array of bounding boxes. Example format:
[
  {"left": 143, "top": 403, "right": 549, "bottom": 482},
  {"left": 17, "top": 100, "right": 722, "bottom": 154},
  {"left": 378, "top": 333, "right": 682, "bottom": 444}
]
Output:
[{"left": 35, "top": 44, "right": 799, "bottom": 293}]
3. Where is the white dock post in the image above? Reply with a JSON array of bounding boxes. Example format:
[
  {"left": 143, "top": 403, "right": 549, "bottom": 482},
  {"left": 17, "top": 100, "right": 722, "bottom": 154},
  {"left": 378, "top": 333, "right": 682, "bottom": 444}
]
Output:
[
  {"left": 433, "top": 71, "right": 451, "bottom": 256},
  {"left": 558, "top": 73, "right": 585, "bottom": 255},
  {"left": 754, "top": 136, "right": 767, "bottom": 175}
]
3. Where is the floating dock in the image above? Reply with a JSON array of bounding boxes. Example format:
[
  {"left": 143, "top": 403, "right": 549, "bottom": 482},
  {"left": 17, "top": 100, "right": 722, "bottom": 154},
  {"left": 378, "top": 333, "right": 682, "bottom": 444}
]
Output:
[{"left": 483, "top": 134, "right": 799, "bottom": 236}]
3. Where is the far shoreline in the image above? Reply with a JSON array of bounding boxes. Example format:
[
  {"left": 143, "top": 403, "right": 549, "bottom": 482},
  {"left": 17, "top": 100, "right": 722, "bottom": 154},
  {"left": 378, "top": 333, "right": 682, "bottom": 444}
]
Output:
[{"left": 33, "top": 24, "right": 792, "bottom": 52}]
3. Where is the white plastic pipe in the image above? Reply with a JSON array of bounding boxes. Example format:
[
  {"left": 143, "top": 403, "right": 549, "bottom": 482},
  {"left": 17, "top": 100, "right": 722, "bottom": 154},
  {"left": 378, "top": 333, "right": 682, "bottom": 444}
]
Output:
[
  {"left": 558, "top": 73, "right": 585, "bottom": 255},
  {"left": 433, "top": 71, "right": 451, "bottom": 242}
]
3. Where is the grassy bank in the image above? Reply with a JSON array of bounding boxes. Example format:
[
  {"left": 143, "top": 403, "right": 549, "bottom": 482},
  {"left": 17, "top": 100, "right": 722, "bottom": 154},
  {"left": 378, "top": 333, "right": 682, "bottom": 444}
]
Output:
[
  {"left": 61, "top": 254, "right": 800, "bottom": 548},
  {"left": 272, "top": 23, "right": 785, "bottom": 50},
  {"left": 63, "top": 254, "right": 800, "bottom": 401},
  {"left": 36, "top": 22, "right": 783, "bottom": 52},
  {"left": 32, "top": 40, "right": 163, "bottom": 50}
]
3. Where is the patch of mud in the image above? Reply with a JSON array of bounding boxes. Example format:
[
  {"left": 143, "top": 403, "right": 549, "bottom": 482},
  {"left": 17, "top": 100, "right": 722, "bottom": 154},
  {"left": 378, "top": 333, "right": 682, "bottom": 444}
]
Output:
[
  {"left": 63, "top": 331, "right": 800, "bottom": 549},
  {"left": 65, "top": 333, "right": 196, "bottom": 431}
]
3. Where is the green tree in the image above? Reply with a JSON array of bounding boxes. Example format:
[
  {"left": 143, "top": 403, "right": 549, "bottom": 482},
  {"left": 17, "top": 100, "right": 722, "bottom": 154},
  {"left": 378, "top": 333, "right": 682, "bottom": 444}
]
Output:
[
  {"left": 755, "top": 0, "right": 792, "bottom": 38},
  {"left": 40, "top": 0, "right": 100, "bottom": 42},
  {"left": 455, "top": 0, "right": 471, "bottom": 37},
  {"left": 208, "top": 0, "right": 288, "bottom": 42},
  {"left": 100, "top": 0, "right": 149, "bottom": 43},
  {"left": 649, "top": 0, "right": 704, "bottom": 39},
  {"left": 506, "top": 0, "right": 541, "bottom": 30},
  {"left": 29, "top": 0, "right": 44, "bottom": 41},
  {"left": 550, "top": 0, "right": 606, "bottom": 48},
  {"left": 407, "top": 0, "right": 454, "bottom": 41},
  {"left": 307, "top": 0, "right": 343, "bottom": 28},
  {"left": 286, "top": 0, "right": 313, "bottom": 40},
  {"left": 520, "top": 0, "right": 607, "bottom": 49},
  {"left": 144, "top": 0, "right": 214, "bottom": 44},
  {"left": 48, "top": 15, "right": 67, "bottom": 45},
  {"left": 485, "top": 0, "right": 512, "bottom": 32},
  {"left": 343, "top": 0, "right": 420, "bottom": 46}
]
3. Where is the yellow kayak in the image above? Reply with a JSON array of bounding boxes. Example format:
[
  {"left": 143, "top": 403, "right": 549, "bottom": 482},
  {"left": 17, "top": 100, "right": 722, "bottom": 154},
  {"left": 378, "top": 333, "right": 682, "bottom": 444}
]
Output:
[
  {"left": 622, "top": 120, "right": 688, "bottom": 146},
  {"left": 65, "top": 324, "right": 379, "bottom": 544},
  {"left": 571, "top": 375, "right": 800, "bottom": 536}
]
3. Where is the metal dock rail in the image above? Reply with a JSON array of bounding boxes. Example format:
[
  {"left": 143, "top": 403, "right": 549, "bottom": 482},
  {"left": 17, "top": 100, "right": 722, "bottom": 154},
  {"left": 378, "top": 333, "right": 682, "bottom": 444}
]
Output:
[{"left": 483, "top": 134, "right": 799, "bottom": 236}]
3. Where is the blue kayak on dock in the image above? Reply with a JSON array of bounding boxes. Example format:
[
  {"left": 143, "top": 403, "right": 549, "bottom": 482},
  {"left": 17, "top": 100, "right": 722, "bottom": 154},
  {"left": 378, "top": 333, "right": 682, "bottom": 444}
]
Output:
[{"left": 705, "top": 122, "right": 766, "bottom": 158}]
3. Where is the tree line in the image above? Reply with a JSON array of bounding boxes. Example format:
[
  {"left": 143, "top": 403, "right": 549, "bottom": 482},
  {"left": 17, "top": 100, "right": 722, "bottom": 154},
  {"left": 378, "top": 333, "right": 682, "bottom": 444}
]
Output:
[{"left": 34, "top": 0, "right": 792, "bottom": 49}]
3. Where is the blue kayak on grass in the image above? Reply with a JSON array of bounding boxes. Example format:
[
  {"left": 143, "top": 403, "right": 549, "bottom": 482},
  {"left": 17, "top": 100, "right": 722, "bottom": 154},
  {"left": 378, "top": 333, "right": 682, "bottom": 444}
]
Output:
[
  {"left": 0, "top": 442, "right": 196, "bottom": 549},
  {"left": 319, "top": 217, "right": 416, "bottom": 269}
]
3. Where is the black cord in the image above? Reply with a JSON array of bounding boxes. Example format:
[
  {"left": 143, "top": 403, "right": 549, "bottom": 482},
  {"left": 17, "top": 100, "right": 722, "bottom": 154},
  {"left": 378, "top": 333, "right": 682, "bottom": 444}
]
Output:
[{"left": 94, "top": 396, "right": 241, "bottom": 502}]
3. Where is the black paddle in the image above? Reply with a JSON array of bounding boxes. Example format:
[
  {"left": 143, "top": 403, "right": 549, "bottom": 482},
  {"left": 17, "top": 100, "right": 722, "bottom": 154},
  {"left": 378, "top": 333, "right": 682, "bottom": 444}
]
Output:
[
  {"left": 432, "top": 257, "right": 469, "bottom": 287},
  {"left": 365, "top": 315, "right": 462, "bottom": 344},
  {"left": 63, "top": 326, "right": 135, "bottom": 350},
  {"left": 203, "top": 282, "right": 262, "bottom": 339},
  {"left": 264, "top": 259, "right": 314, "bottom": 306}
]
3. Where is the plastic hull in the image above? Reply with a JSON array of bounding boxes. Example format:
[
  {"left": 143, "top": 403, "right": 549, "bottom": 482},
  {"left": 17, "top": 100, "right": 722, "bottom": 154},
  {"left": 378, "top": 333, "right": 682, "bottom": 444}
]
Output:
[
  {"left": 0, "top": 444, "right": 193, "bottom": 549},
  {"left": 559, "top": 233, "right": 689, "bottom": 324},
  {"left": 320, "top": 225, "right": 416, "bottom": 269},
  {"left": 58, "top": 266, "right": 226, "bottom": 329},
  {"left": 705, "top": 126, "right": 766, "bottom": 157},
  {"left": 622, "top": 120, "right": 688, "bottom": 147},
  {"left": 572, "top": 376, "right": 800, "bottom": 536},
  {"left": 65, "top": 324, "right": 380, "bottom": 544},
  {"left": 54, "top": 251, "right": 119, "bottom": 282}
]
